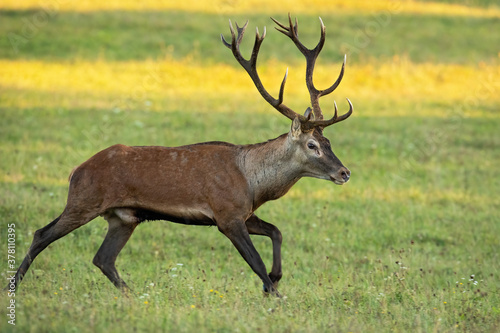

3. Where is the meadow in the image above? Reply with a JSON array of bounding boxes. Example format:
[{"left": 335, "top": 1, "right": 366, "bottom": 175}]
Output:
[{"left": 1, "top": 0, "right": 499, "bottom": 332}]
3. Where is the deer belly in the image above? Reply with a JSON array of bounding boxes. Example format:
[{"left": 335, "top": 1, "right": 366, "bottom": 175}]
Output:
[{"left": 104, "top": 207, "right": 216, "bottom": 226}]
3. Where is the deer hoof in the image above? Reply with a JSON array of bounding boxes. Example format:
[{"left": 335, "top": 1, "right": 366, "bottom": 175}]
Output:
[{"left": 262, "top": 284, "right": 281, "bottom": 298}]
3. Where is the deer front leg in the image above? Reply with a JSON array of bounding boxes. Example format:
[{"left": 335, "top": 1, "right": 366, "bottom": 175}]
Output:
[
  {"left": 217, "top": 219, "right": 280, "bottom": 297},
  {"left": 245, "top": 214, "right": 282, "bottom": 292}
]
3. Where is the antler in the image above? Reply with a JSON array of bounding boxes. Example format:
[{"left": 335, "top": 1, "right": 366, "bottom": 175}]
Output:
[
  {"left": 221, "top": 20, "right": 299, "bottom": 121},
  {"left": 272, "top": 14, "right": 352, "bottom": 127},
  {"left": 221, "top": 16, "right": 352, "bottom": 131}
]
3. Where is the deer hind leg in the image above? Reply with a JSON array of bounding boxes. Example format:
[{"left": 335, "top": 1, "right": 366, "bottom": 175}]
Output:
[
  {"left": 93, "top": 209, "right": 139, "bottom": 291},
  {"left": 245, "top": 214, "right": 283, "bottom": 292},
  {"left": 10, "top": 208, "right": 98, "bottom": 291}
]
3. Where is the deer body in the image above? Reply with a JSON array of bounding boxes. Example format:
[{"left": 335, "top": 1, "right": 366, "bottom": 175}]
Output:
[
  {"left": 10, "top": 15, "right": 353, "bottom": 296},
  {"left": 69, "top": 142, "right": 249, "bottom": 226},
  {"left": 71, "top": 128, "right": 333, "bottom": 223}
]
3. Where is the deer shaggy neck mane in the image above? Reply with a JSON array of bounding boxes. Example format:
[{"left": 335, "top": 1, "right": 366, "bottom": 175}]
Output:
[{"left": 238, "top": 133, "right": 301, "bottom": 208}]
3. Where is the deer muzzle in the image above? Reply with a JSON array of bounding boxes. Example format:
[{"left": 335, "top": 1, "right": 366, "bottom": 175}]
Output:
[{"left": 330, "top": 167, "right": 351, "bottom": 185}]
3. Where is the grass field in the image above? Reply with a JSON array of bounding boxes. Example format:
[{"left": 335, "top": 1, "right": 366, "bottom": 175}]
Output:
[{"left": 1, "top": 0, "right": 499, "bottom": 332}]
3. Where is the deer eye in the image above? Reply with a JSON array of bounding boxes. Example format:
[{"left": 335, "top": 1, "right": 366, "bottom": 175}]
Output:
[{"left": 307, "top": 143, "right": 317, "bottom": 150}]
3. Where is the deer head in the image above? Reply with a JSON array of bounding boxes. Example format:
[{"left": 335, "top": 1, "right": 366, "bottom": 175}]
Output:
[{"left": 221, "top": 14, "right": 353, "bottom": 184}]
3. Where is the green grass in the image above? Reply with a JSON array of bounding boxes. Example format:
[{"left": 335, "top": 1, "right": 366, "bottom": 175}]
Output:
[
  {"left": 1, "top": 10, "right": 499, "bottom": 64},
  {"left": 1, "top": 1, "right": 500, "bottom": 332},
  {"left": 1, "top": 109, "right": 499, "bottom": 332}
]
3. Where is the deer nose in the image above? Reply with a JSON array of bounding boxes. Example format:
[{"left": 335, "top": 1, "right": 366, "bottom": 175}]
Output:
[{"left": 340, "top": 168, "right": 350, "bottom": 182}]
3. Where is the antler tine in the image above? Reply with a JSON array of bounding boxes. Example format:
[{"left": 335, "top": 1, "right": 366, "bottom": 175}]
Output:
[
  {"left": 320, "top": 54, "right": 346, "bottom": 97},
  {"left": 272, "top": 14, "right": 325, "bottom": 62},
  {"left": 221, "top": 19, "right": 301, "bottom": 122},
  {"left": 270, "top": 16, "right": 290, "bottom": 36},
  {"left": 337, "top": 98, "right": 353, "bottom": 123},
  {"left": 235, "top": 21, "right": 248, "bottom": 45},
  {"left": 304, "top": 98, "right": 353, "bottom": 130},
  {"left": 271, "top": 14, "right": 309, "bottom": 55},
  {"left": 316, "top": 17, "right": 326, "bottom": 54},
  {"left": 277, "top": 68, "right": 288, "bottom": 106},
  {"left": 220, "top": 20, "right": 249, "bottom": 55},
  {"left": 249, "top": 26, "right": 265, "bottom": 66}
]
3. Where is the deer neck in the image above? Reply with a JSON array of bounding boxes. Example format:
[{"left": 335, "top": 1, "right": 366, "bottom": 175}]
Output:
[{"left": 238, "top": 133, "right": 302, "bottom": 208}]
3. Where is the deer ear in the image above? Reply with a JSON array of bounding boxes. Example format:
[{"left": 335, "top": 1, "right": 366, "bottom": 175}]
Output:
[{"left": 290, "top": 116, "right": 302, "bottom": 140}]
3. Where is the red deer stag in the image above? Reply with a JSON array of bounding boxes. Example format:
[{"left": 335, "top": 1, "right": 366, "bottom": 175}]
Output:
[{"left": 8, "top": 15, "right": 352, "bottom": 296}]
